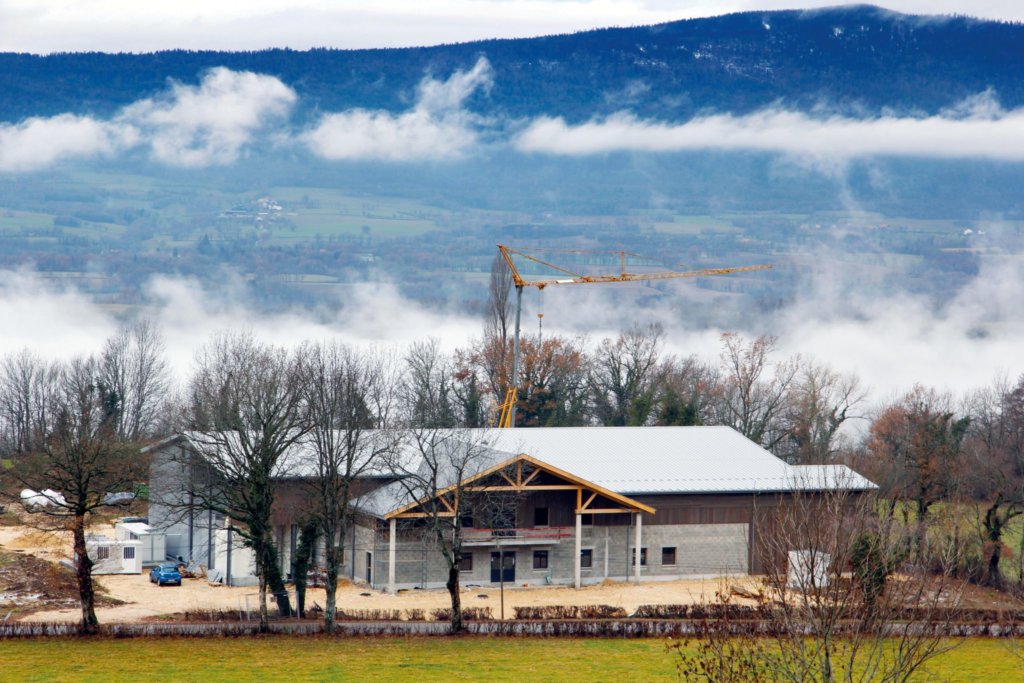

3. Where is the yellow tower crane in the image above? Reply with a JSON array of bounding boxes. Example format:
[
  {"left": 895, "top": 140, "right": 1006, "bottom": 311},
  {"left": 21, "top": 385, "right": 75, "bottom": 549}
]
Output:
[{"left": 495, "top": 244, "right": 772, "bottom": 428}]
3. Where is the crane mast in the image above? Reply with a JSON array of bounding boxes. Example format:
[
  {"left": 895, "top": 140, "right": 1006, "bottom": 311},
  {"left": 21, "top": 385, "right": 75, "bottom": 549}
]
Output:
[{"left": 495, "top": 244, "right": 771, "bottom": 428}]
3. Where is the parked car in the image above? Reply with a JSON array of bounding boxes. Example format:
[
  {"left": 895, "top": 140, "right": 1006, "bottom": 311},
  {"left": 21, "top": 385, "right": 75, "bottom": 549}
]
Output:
[{"left": 149, "top": 563, "right": 182, "bottom": 586}]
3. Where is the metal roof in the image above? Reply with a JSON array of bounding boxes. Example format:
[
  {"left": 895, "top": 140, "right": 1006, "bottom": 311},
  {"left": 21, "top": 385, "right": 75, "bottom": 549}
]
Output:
[
  {"left": 160, "top": 427, "right": 877, "bottom": 518},
  {"left": 470, "top": 426, "right": 877, "bottom": 495}
]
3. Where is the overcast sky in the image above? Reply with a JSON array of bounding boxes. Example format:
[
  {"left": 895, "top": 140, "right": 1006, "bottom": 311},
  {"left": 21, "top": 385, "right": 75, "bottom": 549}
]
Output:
[{"left": 0, "top": 1, "right": 1020, "bottom": 54}]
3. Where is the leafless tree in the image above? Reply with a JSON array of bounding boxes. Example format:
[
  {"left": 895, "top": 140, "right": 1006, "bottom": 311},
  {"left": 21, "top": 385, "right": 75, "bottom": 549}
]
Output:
[
  {"left": 671, "top": 472, "right": 963, "bottom": 682},
  {"left": 714, "top": 333, "right": 798, "bottom": 452},
  {"left": 486, "top": 253, "right": 514, "bottom": 346},
  {"left": 297, "top": 341, "right": 402, "bottom": 631},
  {"left": 99, "top": 319, "right": 172, "bottom": 442},
  {"left": 1, "top": 355, "right": 146, "bottom": 633},
  {"left": 402, "top": 339, "right": 459, "bottom": 428},
  {"left": 962, "top": 377, "right": 1024, "bottom": 588},
  {"left": 384, "top": 428, "right": 495, "bottom": 632},
  {"left": 778, "top": 360, "right": 865, "bottom": 465},
  {"left": 181, "top": 332, "right": 306, "bottom": 633},
  {"left": 0, "top": 349, "right": 59, "bottom": 456},
  {"left": 589, "top": 323, "right": 664, "bottom": 426}
]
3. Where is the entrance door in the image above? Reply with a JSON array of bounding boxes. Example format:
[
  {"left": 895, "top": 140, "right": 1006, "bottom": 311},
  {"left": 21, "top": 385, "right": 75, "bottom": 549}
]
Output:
[
  {"left": 365, "top": 551, "right": 373, "bottom": 586},
  {"left": 490, "top": 551, "right": 515, "bottom": 583}
]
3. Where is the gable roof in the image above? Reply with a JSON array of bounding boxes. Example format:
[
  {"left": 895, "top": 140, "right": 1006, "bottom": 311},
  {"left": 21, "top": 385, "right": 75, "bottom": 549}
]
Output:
[
  {"left": 471, "top": 426, "right": 876, "bottom": 495},
  {"left": 383, "top": 452, "right": 656, "bottom": 519}
]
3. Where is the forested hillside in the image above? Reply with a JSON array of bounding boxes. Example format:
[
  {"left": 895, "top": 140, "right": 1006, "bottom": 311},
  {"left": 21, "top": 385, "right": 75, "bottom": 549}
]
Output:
[{"left": 1, "top": 5, "right": 1021, "bottom": 122}]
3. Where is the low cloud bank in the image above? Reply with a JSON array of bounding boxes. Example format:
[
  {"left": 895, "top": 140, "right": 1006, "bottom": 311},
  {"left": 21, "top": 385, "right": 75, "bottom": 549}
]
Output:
[
  {"left": 515, "top": 92, "right": 1024, "bottom": 161},
  {"left": 8, "top": 64, "right": 1024, "bottom": 172},
  {"left": 301, "top": 57, "right": 493, "bottom": 162},
  {"left": 0, "top": 67, "right": 296, "bottom": 171},
  {"left": 2, "top": 254, "right": 1023, "bottom": 401}
]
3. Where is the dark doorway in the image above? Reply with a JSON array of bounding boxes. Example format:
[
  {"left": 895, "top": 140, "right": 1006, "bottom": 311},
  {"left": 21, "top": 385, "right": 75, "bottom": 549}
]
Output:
[{"left": 490, "top": 551, "right": 515, "bottom": 583}]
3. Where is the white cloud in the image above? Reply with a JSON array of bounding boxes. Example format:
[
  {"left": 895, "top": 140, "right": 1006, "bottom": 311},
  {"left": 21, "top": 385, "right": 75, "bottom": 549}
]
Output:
[
  {"left": 303, "top": 58, "right": 492, "bottom": 162},
  {"left": 3, "top": 253, "right": 1024, "bottom": 404},
  {"left": 0, "top": 114, "right": 134, "bottom": 172},
  {"left": 119, "top": 67, "right": 296, "bottom": 167},
  {"left": 515, "top": 97, "right": 1024, "bottom": 161},
  {"left": 0, "top": 67, "right": 295, "bottom": 172},
  {"left": 0, "top": 269, "right": 479, "bottom": 382}
]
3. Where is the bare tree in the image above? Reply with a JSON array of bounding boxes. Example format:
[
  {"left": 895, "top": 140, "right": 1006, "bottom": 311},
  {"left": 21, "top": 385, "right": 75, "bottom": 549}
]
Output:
[
  {"left": 714, "top": 334, "right": 798, "bottom": 452},
  {"left": 962, "top": 377, "right": 1024, "bottom": 588},
  {"left": 589, "top": 323, "right": 664, "bottom": 426},
  {"left": 671, "top": 472, "right": 963, "bottom": 682},
  {"left": 181, "top": 332, "right": 306, "bottom": 633},
  {"left": 486, "top": 252, "right": 513, "bottom": 346},
  {"left": 99, "top": 319, "right": 171, "bottom": 442},
  {"left": 385, "top": 428, "right": 495, "bottom": 632},
  {"left": 403, "top": 339, "right": 459, "bottom": 428},
  {"left": 1, "top": 356, "right": 145, "bottom": 633},
  {"left": 298, "top": 341, "right": 401, "bottom": 631},
  {"left": 0, "top": 349, "right": 59, "bottom": 456},
  {"left": 779, "top": 360, "right": 864, "bottom": 465}
]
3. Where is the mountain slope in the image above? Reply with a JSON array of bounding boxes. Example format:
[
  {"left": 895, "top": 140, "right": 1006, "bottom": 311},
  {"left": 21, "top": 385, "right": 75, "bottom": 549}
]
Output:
[{"left": 1, "top": 5, "right": 1021, "bottom": 123}]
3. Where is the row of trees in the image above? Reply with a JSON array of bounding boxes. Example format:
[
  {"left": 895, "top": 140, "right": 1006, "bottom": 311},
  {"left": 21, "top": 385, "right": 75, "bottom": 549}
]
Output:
[{"left": 2, "top": 315, "right": 1024, "bottom": 632}]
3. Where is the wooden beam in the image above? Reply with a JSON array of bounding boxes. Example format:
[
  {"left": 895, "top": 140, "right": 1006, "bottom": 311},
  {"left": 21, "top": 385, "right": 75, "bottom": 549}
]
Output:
[
  {"left": 392, "top": 512, "right": 456, "bottom": 519},
  {"left": 498, "top": 470, "right": 517, "bottom": 488},
  {"left": 576, "top": 487, "right": 582, "bottom": 510},
  {"left": 580, "top": 491, "right": 597, "bottom": 511},
  {"left": 463, "top": 484, "right": 581, "bottom": 492},
  {"left": 575, "top": 508, "right": 633, "bottom": 514},
  {"left": 516, "top": 461, "right": 522, "bottom": 487},
  {"left": 521, "top": 468, "right": 540, "bottom": 487}
]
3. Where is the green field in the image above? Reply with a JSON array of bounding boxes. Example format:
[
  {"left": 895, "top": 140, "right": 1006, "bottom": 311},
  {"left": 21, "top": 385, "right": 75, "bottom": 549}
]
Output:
[{"left": 0, "top": 636, "right": 1017, "bottom": 682}]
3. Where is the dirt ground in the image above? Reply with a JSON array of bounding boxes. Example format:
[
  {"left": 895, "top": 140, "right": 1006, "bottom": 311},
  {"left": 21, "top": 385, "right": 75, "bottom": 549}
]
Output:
[
  {"left": 25, "top": 573, "right": 750, "bottom": 623},
  {"left": 0, "top": 523, "right": 752, "bottom": 623},
  {"left": 2, "top": 523, "right": 1019, "bottom": 624}
]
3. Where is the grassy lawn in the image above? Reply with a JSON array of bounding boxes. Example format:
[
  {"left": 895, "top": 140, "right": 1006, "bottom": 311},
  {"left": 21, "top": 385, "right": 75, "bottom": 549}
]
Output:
[{"left": 0, "top": 636, "right": 1017, "bottom": 682}]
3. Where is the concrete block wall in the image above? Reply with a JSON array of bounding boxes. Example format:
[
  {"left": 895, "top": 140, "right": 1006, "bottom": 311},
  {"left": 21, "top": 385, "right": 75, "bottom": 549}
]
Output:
[{"left": 373, "top": 522, "right": 750, "bottom": 590}]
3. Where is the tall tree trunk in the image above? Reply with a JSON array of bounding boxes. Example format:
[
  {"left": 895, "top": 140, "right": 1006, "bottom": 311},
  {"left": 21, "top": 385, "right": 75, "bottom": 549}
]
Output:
[
  {"left": 292, "top": 521, "right": 319, "bottom": 618},
  {"left": 915, "top": 499, "right": 929, "bottom": 562},
  {"left": 323, "top": 535, "right": 340, "bottom": 633},
  {"left": 983, "top": 503, "right": 1004, "bottom": 589},
  {"left": 446, "top": 564, "right": 463, "bottom": 633},
  {"left": 72, "top": 514, "right": 99, "bottom": 634},
  {"left": 252, "top": 531, "right": 290, "bottom": 631},
  {"left": 257, "top": 574, "right": 269, "bottom": 633},
  {"left": 1019, "top": 520, "right": 1024, "bottom": 591},
  {"left": 265, "top": 545, "right": 291, "bottom": 617}
]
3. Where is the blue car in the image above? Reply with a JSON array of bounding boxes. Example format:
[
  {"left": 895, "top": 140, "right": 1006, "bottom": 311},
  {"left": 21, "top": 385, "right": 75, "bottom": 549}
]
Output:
[{"left": 149, "top": 563, "right": 182, "bottom": 586}]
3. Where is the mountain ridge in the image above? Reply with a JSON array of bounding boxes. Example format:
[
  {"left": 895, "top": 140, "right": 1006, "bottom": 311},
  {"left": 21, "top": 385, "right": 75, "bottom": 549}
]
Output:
[{"left": 1, "top": 5, "right": 1022, "bottom": 123}]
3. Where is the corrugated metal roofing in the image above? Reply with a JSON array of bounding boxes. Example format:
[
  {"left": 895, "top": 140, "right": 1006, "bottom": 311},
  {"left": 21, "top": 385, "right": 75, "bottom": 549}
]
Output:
[
  {"left": 165, "top": 427, "right": 876, "bottom": 517},
  {"left": 473, "top": 426, "right": 876, "bottom": 495}
]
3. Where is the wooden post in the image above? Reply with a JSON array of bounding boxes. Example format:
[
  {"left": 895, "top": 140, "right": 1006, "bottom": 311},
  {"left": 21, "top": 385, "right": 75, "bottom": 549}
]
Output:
[
  {"left": 634, "top": 513, "right": 642, "bottom": 583},
  {"left": 574, "top": 513, "right": 582, "bottom": 589},
  {"left": 388, "top": 518, "right": 396, "bottom": 594}
]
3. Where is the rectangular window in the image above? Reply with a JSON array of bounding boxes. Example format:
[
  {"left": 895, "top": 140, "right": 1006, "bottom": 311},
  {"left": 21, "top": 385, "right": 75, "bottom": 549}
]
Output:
[
  {"left": 631, "top": 548, "right": 648, "bottom": 566},
  {"left": 458, "top": 552, "right": 473, "bottom": 572},
  {"left": 96, "top": 546, "right": 110, "bottom": 560},
  {"left": 580, "top": 514, "right": 593, "bottom": 526},
  {"left": 533, "top": 507, "right": 549, "bottom": 527},
  {"left": 580, "top": 548, "right": 593, "bottom": 569},
  {"left": 532, "top": 550, "right": 549, "bottom": 570},
  {"left": 662, "top": 547, "right": 677, "bottom": 566},
  {"left": 123, "top": 546, "right": 136, "bottom": 560},
  {"left": 459, "top": 513, "right": 473, "bottom": 528}
]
